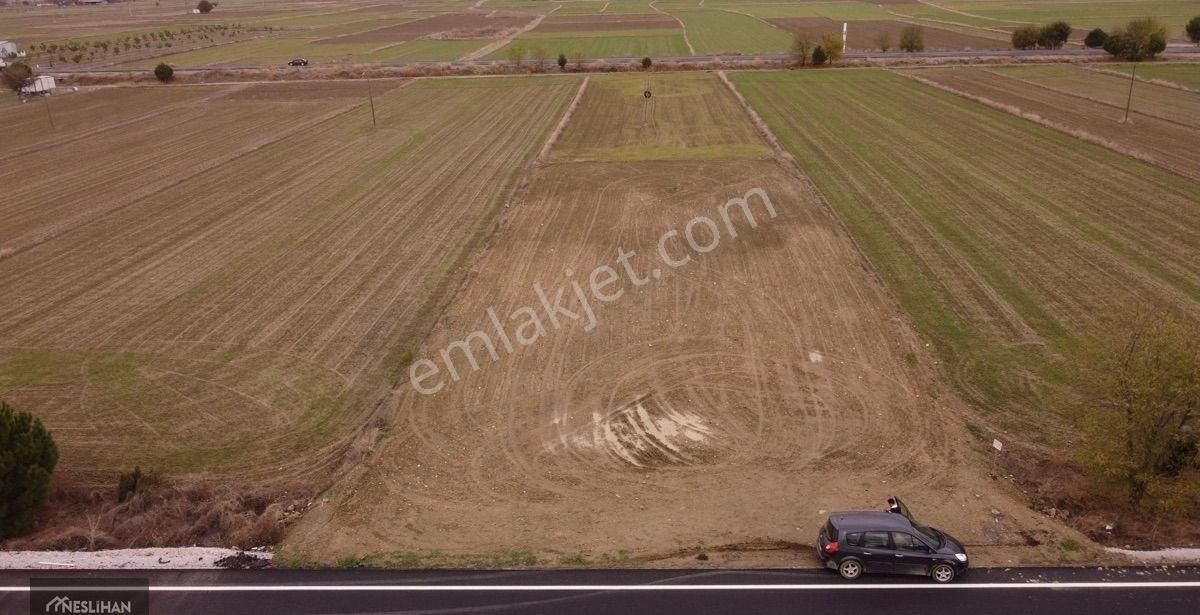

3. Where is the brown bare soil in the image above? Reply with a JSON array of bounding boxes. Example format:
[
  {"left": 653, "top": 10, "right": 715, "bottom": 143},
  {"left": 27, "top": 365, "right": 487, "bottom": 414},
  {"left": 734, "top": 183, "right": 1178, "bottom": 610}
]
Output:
[
  {"left": 318, "top": 13, "right": 536, "bottom": 45},
  {"left": 769, "top": 18, "right": 1008, "bottom": 51},
  {"left": 531, "top": 14, "right": 679, "bottom": 33},
  {"left": 283, "top": 73, "right": 1080, "bottom": 566},
  {"left": 906, "top": 66, "right": 1200, "bottom": 181}
]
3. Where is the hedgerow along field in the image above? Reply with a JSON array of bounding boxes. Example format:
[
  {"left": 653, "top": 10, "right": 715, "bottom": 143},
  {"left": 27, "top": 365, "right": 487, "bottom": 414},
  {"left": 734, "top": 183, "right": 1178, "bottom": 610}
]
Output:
[
  {"left": 0, "top": 76, "right": 578, "bottom": 484},
  {"left": 731, "top": 69, "right": 1200, "bottom": 456},
  {"left": 284, "top": 72, "right": 1072, "bottom": 566}
]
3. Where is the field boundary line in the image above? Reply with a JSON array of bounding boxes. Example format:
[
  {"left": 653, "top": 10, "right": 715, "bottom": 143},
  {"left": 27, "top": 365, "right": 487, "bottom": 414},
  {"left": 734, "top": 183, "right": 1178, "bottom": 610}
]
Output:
[
  {"left": 896, "top": 69, "right": 1198, "bottom": 183},
  {"left": 0, "top": 84, "right": 401, "bottom": 262},
  {"left": 716, "top": 70, "right": 892, "bottom": 294},
  {"left": 650, "top": 1, "right": 695, "bottom": 56},
  {"left": 1081, "top": 64, "right": 1200, "bottom": 95},
  {"left": 979, "top": 66, "right": 1200, "bottom": 130},
  {"left": 460, "top": 5, "right": 561, "bottom": 61},
  {"left": 537, "top": 75, "right": 590, "bottom": 163}
]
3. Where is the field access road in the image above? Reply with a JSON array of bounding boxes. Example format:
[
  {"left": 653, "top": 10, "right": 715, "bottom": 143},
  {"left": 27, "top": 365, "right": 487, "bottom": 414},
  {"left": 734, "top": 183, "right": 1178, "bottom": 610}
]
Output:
[
  {"left": 37, "top": 46, "right": 1200, "bottom": 75},
  {"left": 2, "top": 566, "right": 1198, "bottom": 614}
]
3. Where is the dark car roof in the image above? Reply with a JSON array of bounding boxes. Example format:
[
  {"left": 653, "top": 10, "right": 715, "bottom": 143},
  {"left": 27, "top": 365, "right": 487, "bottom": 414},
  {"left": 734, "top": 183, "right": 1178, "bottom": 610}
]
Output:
[{"left": 828, "top": 511, "right": 916, "bottom": 532}]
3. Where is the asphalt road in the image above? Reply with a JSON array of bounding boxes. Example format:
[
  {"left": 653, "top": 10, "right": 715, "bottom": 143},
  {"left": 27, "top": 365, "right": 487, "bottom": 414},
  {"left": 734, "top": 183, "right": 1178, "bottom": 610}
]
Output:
[
  {"left": 3, "top": 566, "right": 1199, "bottom": 614},
  {"left": 35, "top": 46, "right": 1200, "bottom": 75}
]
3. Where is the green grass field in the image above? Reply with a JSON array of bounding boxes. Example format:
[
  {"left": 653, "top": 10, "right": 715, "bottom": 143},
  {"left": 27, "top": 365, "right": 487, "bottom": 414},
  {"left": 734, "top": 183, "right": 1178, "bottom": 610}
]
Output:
[
  {"left": 732, "top": 69, "right": 1200, "bottom": 433},
  {"left": 1109, "top": 63, "right": 1200, "bottom": 90},
  {"left": 941, "top": 1, "right": 1199, "bottom": 29},
  {"left": 716, "top": 1, "right": 894, "bottom": 21},
  {"left": 551, "top": 72, "right": 772, "bottom": 161},
  {"left": 671, "top": 8, "right": 793, "bottom": 54},
  {"left": 488, "top": 31, "right": 691, "bottom": 60}
]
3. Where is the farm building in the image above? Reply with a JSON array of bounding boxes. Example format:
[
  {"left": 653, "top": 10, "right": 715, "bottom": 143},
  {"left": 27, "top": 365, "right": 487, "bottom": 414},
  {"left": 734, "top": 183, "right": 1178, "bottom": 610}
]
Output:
[{"left": 0, "top": 40, "right": 19, "bottom": 59}]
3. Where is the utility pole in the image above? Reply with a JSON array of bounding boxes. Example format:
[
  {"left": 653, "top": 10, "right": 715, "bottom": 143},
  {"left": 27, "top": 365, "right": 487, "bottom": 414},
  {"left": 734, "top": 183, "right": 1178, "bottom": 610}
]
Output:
[
  {"left": 1122, "top": 62, "right": 1138, "bottom": 123},
  {"left": 367, "top": 83, "right": 377, "bottom": 128},
  {"left": 43, "top": 95, "right": 56, "bottom": 129}
]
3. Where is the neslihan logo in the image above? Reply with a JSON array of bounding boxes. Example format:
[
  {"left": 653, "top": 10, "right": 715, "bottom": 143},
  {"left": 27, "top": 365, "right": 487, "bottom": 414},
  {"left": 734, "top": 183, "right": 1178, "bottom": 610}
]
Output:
[
  {"left": 30, "top": 579, "right": 148, "bottom": 615},
  {"left": 44, "top": 594, "right": 133, "bottom": 613}
]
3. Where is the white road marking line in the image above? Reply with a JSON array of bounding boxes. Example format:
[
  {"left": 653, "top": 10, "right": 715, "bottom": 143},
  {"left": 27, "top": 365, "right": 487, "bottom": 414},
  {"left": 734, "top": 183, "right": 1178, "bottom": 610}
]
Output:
[{"left": 3, "top": 582, "right": 1200, "bottom": 592}]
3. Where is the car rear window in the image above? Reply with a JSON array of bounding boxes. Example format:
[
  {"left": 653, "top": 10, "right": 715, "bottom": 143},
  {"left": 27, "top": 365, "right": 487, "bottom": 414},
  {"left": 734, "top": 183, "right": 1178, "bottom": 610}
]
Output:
[{"left": 824, "top": 519, "right": 838, "bottom": 540}]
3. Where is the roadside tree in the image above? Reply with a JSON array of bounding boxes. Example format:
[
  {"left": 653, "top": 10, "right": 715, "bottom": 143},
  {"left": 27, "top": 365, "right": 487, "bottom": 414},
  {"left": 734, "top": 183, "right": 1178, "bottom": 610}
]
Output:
[
  {"left": 1012, "top": 25, "right": 1040, "bottom": 49},
  {"left": 811, "top": 45, "right": 828, "bottom": 66},
  {"left": 899, "top": 25, "right": 924, "bottom": 52},
  {"left": 1077, "top": 312, "right": 1200, "bottom": 510},
  {"left": 1084, "top": 28, "right": 1108, "bottom": 48},
  {"left": 0, "top": 61, "right": 33, "bottom": 96},
  {"left": 0, "top": 401, "right": 59, "bottom": 539},
  {"left": 1186, "top": 16, "right": 1200, "bottom": 45},
  {"left": 821, "top": 32, "right": 843, "bottom": 63},
  {"left": 791, "top": 34, "right": 812, "bottom": 66},
  {"left": 1103, "top": 18, "right": 1168, "bottom": 60}
]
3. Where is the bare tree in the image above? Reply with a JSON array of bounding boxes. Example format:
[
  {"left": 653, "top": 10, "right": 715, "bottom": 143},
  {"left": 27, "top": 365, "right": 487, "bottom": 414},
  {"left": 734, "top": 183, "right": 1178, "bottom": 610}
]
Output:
[
  {"left": 877, "top": 31, "right": 893, "bottom": 52},
  {"left": 530, "top": 46, "right": 548, "bottom": 72},
  {"left": 791, "top": 34, "right": 813, "bottom": 66}
]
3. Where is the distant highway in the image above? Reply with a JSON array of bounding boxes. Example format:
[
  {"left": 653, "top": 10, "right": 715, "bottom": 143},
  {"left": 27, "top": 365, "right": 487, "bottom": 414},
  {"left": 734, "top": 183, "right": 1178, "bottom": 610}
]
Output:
[
  {"left": 3, "top": 566, "right": 1199, "bottom": 614},
  {"left": 35, "top": 45, "right": 1200, "bottom": 75}
]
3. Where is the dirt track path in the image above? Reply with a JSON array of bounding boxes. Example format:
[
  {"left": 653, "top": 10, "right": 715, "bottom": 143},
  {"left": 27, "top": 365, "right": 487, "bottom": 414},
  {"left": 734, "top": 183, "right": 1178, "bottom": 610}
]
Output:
[{"left": 651, "top": 1, "right": 696, "bottom": 56}]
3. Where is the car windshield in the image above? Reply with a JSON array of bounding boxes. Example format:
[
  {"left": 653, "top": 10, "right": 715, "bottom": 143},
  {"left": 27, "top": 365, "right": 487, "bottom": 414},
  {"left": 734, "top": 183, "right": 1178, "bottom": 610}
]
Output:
[{"left": 912, "top": 522, "right": 944, "bottom": 547}]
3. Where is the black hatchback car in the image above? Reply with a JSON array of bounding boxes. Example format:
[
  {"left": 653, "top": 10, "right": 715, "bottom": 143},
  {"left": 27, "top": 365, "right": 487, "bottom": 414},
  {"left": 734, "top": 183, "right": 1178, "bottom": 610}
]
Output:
[{"left": 816, "top": 498, "right": 968, "bottom": 583}]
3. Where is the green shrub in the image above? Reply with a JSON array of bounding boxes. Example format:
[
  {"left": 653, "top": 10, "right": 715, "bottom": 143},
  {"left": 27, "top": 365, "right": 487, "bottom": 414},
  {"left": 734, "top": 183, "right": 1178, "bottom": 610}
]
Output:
[
  {"left": 641, "top": 56, "right": 652, "bottom": 70},
  {"left": 1084, "top": 28, "right": 1108, "bottom": 48},
  {"left": 811, "top": 45, "right": 828, "bottom": 66},
  {"left": 1039, "top": 21, "right": 1072, "bottom": 49},
  {"left": 154, "top": 63, "right": 174, "bottom": 82},
  {"left": 1012, "top": 25, "right": 1040, "bottom": 50},
  {"left": 196, "top": 0, "right": 213, "bottom": 13},
  {"left": 0, "top": 401, "right": 58, "bottom": 539},
  {"left": 1186, "top": 16, "right": 1200, "bottom": 45}
]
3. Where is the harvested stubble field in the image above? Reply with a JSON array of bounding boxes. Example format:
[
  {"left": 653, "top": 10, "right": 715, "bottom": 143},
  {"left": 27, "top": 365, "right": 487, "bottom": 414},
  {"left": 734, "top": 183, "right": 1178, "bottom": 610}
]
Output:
[
  {"left": 769, "top": 17, "right": 1009, "bottom": 50},
  {"left": 0, "top": 76, "right": 578, "bottom": 483},
  {"left": 731, "top": 69, "right": 1200, "bottom": 444},
  {"left": 906, "top": 66, "right": 1200, "bottom": 182},
  {"left": 0, "top": 82, "right": 378, "bottom": 256},
  {"left": 285, "top": 72, "right": 1070, "bottom": 565}
]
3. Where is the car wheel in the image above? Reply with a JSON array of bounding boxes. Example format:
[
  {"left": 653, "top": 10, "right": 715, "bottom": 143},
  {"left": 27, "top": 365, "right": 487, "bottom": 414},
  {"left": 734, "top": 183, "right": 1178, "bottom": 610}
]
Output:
[
  {"left": 930, "top": 563, "right": 956, "bottom": 583},
  {"left": 838, "top": 558, "right": 863, "bottom": 580}
]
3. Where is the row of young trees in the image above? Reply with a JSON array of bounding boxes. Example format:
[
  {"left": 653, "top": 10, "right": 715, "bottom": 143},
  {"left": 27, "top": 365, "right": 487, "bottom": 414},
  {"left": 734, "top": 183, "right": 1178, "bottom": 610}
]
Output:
[
  {"left": 27, "top": 23, "right": 265, "bottom": 66},
  {"left": 1017, "top": 15, "right": 1200, "bottom": 60},
  {"left": 789, "top": 26, "right": 925, "bottom": 66}
]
